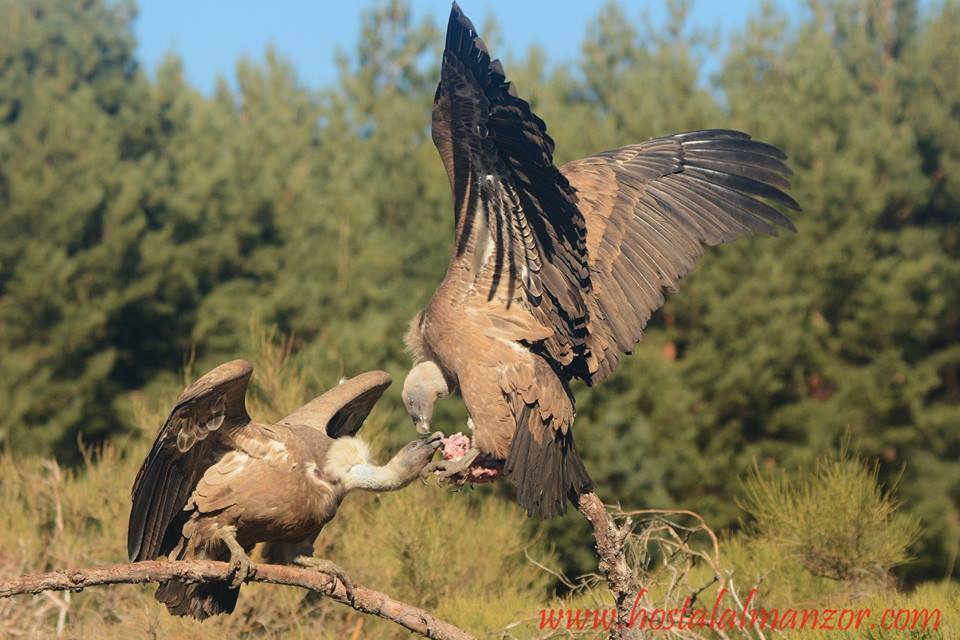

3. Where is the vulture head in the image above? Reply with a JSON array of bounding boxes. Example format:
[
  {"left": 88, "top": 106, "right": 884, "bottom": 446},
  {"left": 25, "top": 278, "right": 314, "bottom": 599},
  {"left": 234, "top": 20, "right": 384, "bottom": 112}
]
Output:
[{"left": 402, "top": 360, "right": 451, "bottom": 434}]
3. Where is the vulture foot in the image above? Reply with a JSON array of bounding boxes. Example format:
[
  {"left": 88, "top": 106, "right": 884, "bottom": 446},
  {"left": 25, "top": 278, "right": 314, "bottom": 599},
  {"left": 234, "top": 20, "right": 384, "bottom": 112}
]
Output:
[
  {"left": 422, "top": 446, "right": 480, "bottom": 484},
  {"left": 222, "top": 534, "right": 255, "bottom": 589},
  {"left": 294, "top": 555, "right": 354, "bottom": 602}
]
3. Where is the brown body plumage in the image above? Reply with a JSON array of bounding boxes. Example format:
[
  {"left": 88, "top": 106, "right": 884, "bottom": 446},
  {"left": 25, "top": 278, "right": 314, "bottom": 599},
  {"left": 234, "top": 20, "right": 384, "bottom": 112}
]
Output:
[
  {"left": 403, "top": 4, "right": 799, "bottom": 518},
  {"left": 128, "top": 360, "right": 440, "bottom": 619}
]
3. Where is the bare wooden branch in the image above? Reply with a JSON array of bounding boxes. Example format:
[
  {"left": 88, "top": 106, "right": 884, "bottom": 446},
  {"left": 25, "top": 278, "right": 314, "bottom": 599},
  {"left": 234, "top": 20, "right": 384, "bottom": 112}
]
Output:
[
  {"left": 0, "top": 560, "right": 476, "bottom": 640},
  {"left": 575, "top": 491, "right": 638, "bottom": 640}
]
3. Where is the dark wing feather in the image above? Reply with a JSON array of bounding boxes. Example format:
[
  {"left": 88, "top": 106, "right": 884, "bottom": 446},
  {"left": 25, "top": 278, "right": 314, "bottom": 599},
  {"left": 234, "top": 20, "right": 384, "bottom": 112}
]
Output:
[
  {"left": 127, "top": 359, "right": 252, "bottom": 562},
  {"left": 433, "top": 3, "right": 590, "bottom": 366},
  {"left": 277, "top": 370, "right": 392, "bottom": 439},
  {"left": 561, "top": 130, "right": 799, "bottom": 384}
]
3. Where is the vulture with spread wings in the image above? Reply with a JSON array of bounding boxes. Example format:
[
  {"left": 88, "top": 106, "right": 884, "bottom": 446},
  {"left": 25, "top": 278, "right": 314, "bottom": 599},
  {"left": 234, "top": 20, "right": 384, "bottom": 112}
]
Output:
[
  {"left": 128, "top": 360, "right": 441, "bottom": 619},
  {"left": 402, "top": 4, "right": 799, "bottom": 518}
]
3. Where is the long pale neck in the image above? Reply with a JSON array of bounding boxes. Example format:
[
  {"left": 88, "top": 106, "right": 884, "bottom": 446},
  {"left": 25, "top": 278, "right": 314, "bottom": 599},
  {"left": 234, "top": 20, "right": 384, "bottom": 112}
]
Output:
[{"left": 343, "top": 457, "right": 418, "bottom": 493}]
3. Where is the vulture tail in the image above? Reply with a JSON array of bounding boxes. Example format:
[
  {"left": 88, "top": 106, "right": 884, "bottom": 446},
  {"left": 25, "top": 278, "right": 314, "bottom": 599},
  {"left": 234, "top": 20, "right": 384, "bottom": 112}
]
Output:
[
  {"left": 155, "top": 579, "right": 239, "bottom": 620},
  {"left": 154, "top": 547, "right": 239, "bottom": 619},
  {"left": 504, "top": 411, "right": 593, "bottom": 518}
]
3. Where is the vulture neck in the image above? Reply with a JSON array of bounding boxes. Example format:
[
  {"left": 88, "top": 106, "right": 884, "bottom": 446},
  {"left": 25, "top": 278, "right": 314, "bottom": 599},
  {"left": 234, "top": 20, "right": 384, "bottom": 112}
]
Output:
[
  {"left": 343, "top": 456, "right": 417, "bottom": 492},
  {"left": 326, "top": 437, "right": 421, "bottom": 493}
]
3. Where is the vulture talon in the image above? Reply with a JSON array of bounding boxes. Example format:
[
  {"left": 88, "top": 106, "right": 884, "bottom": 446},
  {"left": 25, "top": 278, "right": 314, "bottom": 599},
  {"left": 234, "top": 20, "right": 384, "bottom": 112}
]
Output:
[
  {"left": 294, "top": 555, "right": 354, "bottom": 602},
  {"left": 223, "top": 536, "right": 255, "bottom": 589},
  {"left": 423, "top": 447, "right": 480, "bottom": 484}
]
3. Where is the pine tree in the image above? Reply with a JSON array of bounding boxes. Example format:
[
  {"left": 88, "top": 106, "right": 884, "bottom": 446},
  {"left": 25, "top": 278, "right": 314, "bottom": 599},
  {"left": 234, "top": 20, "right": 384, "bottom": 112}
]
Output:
[{"left": 0, "top": 0, "right": 148, "bottom": 455}]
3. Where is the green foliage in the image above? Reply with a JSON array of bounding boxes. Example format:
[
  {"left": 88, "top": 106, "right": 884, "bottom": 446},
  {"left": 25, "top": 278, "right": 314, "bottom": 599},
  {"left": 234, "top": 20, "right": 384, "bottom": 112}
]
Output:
[
  {"left": 738, "top": 452, "right": 918, "bottom": 586},
  {"left": 790, "top": 582, "right": 960, "bottom": 640},
  {"left": 0, "top": 0, "right": 958, "bottom": 595}
]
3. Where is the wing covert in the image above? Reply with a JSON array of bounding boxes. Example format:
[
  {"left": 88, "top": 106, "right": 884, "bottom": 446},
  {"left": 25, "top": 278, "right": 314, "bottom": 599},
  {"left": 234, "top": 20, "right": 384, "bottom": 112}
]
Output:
[
  {"left": 277, "top": 370, "right": 392, "bottom": 439},
  {"left": 127, "top": 359, "right": 252, "bottom": 562}
]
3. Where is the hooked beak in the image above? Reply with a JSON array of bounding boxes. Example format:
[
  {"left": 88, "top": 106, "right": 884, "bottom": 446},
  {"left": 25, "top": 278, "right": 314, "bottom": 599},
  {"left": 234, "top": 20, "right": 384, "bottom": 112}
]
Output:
[
  {"left": 413, "top": 415, "right": 431, "bottom": 435},
  {"left": 424, "top": 431, "right": 444, "bottom": 448}
]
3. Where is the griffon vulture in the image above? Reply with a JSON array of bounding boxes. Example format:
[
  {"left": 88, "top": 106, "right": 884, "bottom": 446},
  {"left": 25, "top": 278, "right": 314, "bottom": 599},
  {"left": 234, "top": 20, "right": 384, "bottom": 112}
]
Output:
[
  {"left": 128, "top": 360, "right": 442, "bottom": 619},
  {"left": 402, "top": 4, "right": 799, "bottom": 518}
]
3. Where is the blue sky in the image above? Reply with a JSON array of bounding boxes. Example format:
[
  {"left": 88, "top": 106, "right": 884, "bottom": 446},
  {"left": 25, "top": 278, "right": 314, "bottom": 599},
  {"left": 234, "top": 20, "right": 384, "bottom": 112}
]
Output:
[{"left": 134, "top": 1, "right": 797, "bottom": 93}]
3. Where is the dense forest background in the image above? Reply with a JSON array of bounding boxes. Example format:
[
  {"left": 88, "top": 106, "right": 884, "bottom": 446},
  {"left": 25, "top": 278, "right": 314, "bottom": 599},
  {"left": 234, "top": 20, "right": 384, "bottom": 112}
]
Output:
[{"left": 1, "top": 0, "right": 958, "bottom": 613}]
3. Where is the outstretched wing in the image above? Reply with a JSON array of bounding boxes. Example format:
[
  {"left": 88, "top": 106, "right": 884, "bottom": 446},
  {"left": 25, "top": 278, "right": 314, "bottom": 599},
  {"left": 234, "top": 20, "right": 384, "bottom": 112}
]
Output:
[
  {"left": 433, "top": 3, "right": 590, "bottom": 366},
  {"left": 277, "top": 370, "right": 392, "bottom": 439},
  {"left": 127, "top": 359, "right": 252, "bottom": 562},
  {"left": 562, "top": 130, "right": 799, "bottom": 383}
]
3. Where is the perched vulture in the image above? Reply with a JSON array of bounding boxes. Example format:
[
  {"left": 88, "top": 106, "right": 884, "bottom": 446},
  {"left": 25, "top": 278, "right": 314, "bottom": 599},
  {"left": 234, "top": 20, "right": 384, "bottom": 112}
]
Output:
[
  {"left": 128, "top": 360, "right": 441, "bottom": 619},
  {"left": 402, "top": 4, "right": 799, "bottom": 518}
]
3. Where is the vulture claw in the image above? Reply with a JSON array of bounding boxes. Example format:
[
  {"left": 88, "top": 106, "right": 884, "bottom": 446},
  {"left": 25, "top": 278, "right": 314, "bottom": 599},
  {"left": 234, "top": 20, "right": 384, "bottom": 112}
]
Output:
[
  {"left": 422, "top": 447, "right": 481, "bottom": 484},
  {"left": 294, "top": 555, "right": 355, "bottom": 603},
  {"left": 225, "top": 545, "right": 255, "bottom": 589}
]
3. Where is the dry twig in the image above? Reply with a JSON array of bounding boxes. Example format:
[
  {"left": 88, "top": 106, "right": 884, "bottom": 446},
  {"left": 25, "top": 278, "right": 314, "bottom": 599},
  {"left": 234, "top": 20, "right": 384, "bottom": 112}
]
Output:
[{"left": 574, "top": 494, "right": 763, "bottom": 640}]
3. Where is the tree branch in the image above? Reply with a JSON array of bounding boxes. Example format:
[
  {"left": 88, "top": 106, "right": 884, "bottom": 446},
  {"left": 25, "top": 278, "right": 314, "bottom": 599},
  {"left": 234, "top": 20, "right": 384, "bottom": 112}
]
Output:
[
  {"left": 0, "top": 560, "right": 476, "bottom": 640},
  {"left": 576, "top": 491, "right": 638, "bottom": 640}
]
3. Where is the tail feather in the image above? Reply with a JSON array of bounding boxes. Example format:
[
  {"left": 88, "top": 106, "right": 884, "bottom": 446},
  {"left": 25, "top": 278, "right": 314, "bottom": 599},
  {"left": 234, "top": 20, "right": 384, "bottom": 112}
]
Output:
[
  {"left": 504, "top": 414, "right": 593, "bottom": 518},
  {"left": 154, "top": 545, "right": 239, "bottom": 620},
  {"left": 155, "top": 579, "right": 239, "bottom": 620}
]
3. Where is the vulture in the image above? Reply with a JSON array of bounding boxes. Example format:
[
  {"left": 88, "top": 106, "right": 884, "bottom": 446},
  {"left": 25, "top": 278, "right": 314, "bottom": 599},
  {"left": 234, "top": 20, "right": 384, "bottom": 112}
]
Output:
[
  {"left": 402, "top": 4, "right": 799, "bottom": 518},
  {"left": 128, "top": 359, "right": 442, "bottom": 619}
]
